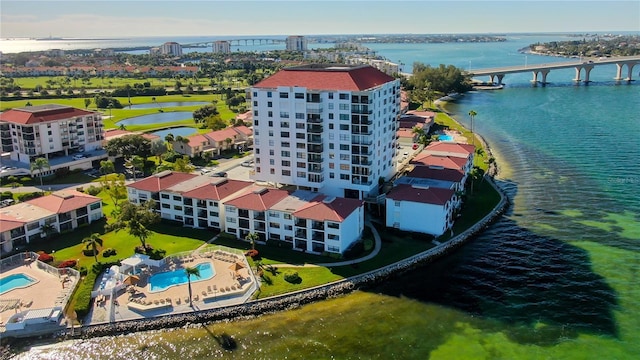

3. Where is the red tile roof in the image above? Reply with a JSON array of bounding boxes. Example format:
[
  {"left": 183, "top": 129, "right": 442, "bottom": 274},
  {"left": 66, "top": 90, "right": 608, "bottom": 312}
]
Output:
[
  {"left": 233, "top": 125, "right": 252, "bottom": 136},
  {"left": 387, "top": 184, "right": 455, "bottom": 205},
  {"left": 205, "top": 127, "right": 243, "bottom": 143},
  {"left": 224, "top": 187, "right": 290, "bottom": 212},
  {"left": 254, "top": 65, "right": 396, "bottom": 91},
  {"left": 104, "top": 129, "right": 132, "bottom": 139},
  {"left": 405, "top": 166, "right": 465, "bottom": 183},
  {"left": 26, "top": 190, "right": 100, "bottom": 213},
  {"left": 424, "top": 142, "right": 475, "bottom": 156},
  {"left": 182, "top": 179, "right": 254, "bottom": 201},
  {"left": 0, "top": 216, "right": 25, "bottom": 232},
  {"left": 187, "top": 133, "right": 210, "bottom": 146},
  {"left": 0, "top": 105, "right": 96, "bottom": 125},
  {"left": 410, "top": 154, "right": 468, "bottom": 170},
  {"left": 294, "top": 195, "right": 363, "bottom": 222},
  {"left": 127, "top": 171, "right": 198, "bottom": 192}
]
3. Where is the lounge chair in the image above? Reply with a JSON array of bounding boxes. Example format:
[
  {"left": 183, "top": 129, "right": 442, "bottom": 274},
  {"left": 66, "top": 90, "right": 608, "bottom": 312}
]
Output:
[
  {"left": 207, "top": 286, "right": 212, "bottom": 293},
  {"left": 194, "top": 294, "right": 199, "bottom": 301},
  {"left": 175, "top": 298, "right": 181, "bottom": 305},
  {"left": 154, "top": 300, "right": 159, "bottom": 305}
]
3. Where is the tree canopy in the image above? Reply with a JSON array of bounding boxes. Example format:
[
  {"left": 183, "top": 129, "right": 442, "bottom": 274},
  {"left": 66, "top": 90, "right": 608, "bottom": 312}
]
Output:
[
  {"left": 409, "top": 63, "right": 473, "bottom": 95},
  {"left": 193, "top": 104, "right": 219, "bottom": 123},
  {"left": 105, "top": 134, "right": 152, "bottom": 159}
]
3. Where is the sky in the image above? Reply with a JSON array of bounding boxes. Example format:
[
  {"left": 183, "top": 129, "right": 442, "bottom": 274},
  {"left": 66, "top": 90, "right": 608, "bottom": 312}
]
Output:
[{"left": 1, "top": 0, "right": 639, "bottom": 38}]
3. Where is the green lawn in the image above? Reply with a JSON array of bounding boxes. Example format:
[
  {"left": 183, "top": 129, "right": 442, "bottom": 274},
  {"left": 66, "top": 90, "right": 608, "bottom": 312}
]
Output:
[{"left": 253, "top": 266, "right": 344, "bottom": 299}]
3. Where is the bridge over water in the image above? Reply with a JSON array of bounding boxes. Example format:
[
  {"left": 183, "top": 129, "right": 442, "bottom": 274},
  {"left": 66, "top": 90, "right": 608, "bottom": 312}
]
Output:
[
  {"left": 466, "top": 55, "right": 640, "bottom": 85},
  {"left": 182, "top": 38, "right": 285, "bottom": 48}
]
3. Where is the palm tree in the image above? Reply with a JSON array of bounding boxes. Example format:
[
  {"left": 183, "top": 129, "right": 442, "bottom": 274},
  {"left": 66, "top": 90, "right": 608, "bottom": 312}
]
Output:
[
  {"left": 468, "top": 110, "right": 477, "bottom": 146},
  {"left": 185, "top": 266, "right": 201, "bottom": 306},
  {"left": 164, "top": 133, "right": 175, "bottom": 151},
  {"left": 30, "top": 157, "right": 50, "bottom": 187},
  {"left": 82, "top": 233, "right": 103, "bottom": 263},
  {"left": 99, "top": 159, "right": 115, "bottom": 175},
  {"left": 245, "top": 232, "right": 259, "bottom": 250},
  {"left": 40, "top": 223, "right": 57, "bottom": 239}
]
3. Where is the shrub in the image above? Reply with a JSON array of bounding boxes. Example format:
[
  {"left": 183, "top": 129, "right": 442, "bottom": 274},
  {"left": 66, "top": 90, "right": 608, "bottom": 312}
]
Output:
[
  {"left": 261, "top": 273, "right": 273, "bottom": 285},
  {"left": 283, "top": 270, "right": 302, "bottom": 284},
  {"left": 55, "top": 168, "right": 69, "bottom": 177},
  {"left": 78, "top": 266, "right": 88, "bottom": 276},
  {"left": 1, "top": 191, "right": 13, "bottom": 200},
  {"left": 147, "top": 248, "right": 166, "bottom": 260},
  {"left": 218, "top": 232, "right": 237, "bottom": 241},
  {"left": 74, "top": 270, "right": 99, "bottom": 318},
  {"left": 86, "top": 185, "right": 102, "bottom": 196},
  {"left": 20, "top": 177, "right": 32, "bottom": 183},
  {"left": 244, "top": 249, "right": 259, "bottom": 258},
  {"left": 102, "top": 248, "right": 117, "bottom": 257},
  {"left": 82, "top": 249, "right": 99, "bottom": 257},
  {"left": 17, "top": 192, "right": 44, "bottom": 202},
  {"left": 58, "top": 259, "right": 77, "bottom": 268},
  {"left": 37, "top": 251, "right": 54, "bottom": 263}
]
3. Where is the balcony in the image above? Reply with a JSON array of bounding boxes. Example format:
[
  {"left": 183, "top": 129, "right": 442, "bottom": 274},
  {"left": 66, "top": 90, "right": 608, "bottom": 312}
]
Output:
[
  {"left": 351, "top": 127, "right": 372, "bottom": 136},
  {"left": 307, "top": 164, "right": 323, "bottom": 173},
  {"left": 185, "top": 208, "right": 194, "bottom": 216},
  {"left": 311, "top": 221, "right": 324, "bottom": 230},
  {"left": 196, "top": 200, "right": 207, "bottom": 208},
  {"left": 306, "top": 103, "right": 323, "bottom": 114},
  {"left": 295, "top": 219, "right": 307, "bottom": 227},
  {"left": 312, "top": 230, "right": 325, "bottom": 242},
  {"left": 307, "top": 124, "right": 323, "bottom": 133},
  {"left": 253, "top": 222, "right": 265, "bottom": 232},
  {"left": 351, "top": 104, "right": 373, "bottom": 115},
  {"left": 352, "top": 177, "right": 372, "bottom": 186},
  {"left": 183, "top": 198, "right": 193, "bottom": 206},
  {"left": 307, "top": 154, "right": 323, "bottom": 163},
  {"left": 22, "top": 133, "right": 35, "bottom": 141},
  {"left": 253, "top": 211, "right": 265, "bottom": 221},
  {"left": 351, "top": 147, "right": 372, "bottom": 156},
  {"left": 197, "top": 209, "right": 207, "bottom": 218},
  {"left": 351, "top": 167, "right": 371, "bottom": 176},
  {"left": 307, "top": 135, "right": 322, "bottom": 144},
  {"left": 307, "top": 144, "right": 323, "bottom": 153},
  {"left": 306, "top": 93, "right": 321, "bottom": 103},
  {"left": 238, "top": 209, "right": 249, "bottom": 218},
  {"left": 239, "top": 218, "right": 250, "bottom": 229},
  {"left": 306, "top": 114, "right": 322, "bottom": 123},
  {"left": 295, "top": 229, "right": 307, "bottom": 239},
  {"left": 352, "top": 157, "right": 372, "bottom": 166},
  {"left": 58, "top": 213, "right": 72, "bottom": 223}
]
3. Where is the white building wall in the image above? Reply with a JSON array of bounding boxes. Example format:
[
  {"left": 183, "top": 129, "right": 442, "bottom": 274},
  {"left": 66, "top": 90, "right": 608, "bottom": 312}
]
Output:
[
  {"left": 251, "top": 79, "right": 400, "bottom": 199},
  {"left": 385, "top": 198, "right": 453, "bottom": 236}
]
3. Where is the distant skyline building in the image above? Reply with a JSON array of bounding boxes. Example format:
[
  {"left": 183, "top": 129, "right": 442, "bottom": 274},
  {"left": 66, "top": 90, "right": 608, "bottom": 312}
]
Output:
[
  {"left": 158, "top": 41, "right": 183, "bottom": 56},
  {"left": 285, "top": 36, "right": 307, "bottom": 52},
  {"left": 212, "top": 40, "right": 231, "bottom": 54},
  {"left": 250, "top": 64, "right": 401, "bottom": 200}
]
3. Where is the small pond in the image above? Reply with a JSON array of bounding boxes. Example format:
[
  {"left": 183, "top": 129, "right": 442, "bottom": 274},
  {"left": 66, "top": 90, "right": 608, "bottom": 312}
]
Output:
[
  {"left": 116, "top": 111, "right": 193, "bottom": 126},
  {"left": 124, "top": 101, "right": 209, "bottom": 109},
  {"left": 151, "top": 127, "right": 198, "bottom": 139}
]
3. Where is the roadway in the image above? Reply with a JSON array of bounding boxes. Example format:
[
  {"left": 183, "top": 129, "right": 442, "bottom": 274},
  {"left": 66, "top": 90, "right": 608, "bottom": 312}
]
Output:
[{"left": 467, "top": 55, "right": 640, "bottom": 76}]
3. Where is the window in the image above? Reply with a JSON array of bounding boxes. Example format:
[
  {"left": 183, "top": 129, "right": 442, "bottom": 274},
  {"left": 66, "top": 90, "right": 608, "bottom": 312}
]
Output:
[
  {"left": 329, "top": 172, "right": 335, "bottom": 178},
  {"left": 295, "top": 93, "right": 304, "bottom": 99},
  {"left": 161, "top": 194, "right": 170, "bottom": 199},
  {"left": 90, "top": 203, "right": 101, "bottom": 210},
  {"left": 268, "top": 120, "right": 273, "bottom": 127},
  {"left": 280, "top": 112, "right": 290, "bottom": 118},
  {"left": 296, "top": 152, "right": 305, "bottom": 159},
  {"left": 254, "top": 120, "right": 259, "bottom": 126},
  {"left": 174, "top": 205, "right": 183, "bottom": 211},
  {"left": 269, "top": 159, "right": 275, "bottom": 165},
  {"left": 296, "top": 123, "right": 305, "bottom": 129},
  {"left": 269, "top": 211, "right": 280, "bottom": 218},
  {"left": 267, "top": 91, "right": 272, "bottom": 98},
  {"left": 209, "top": 211, "right": 219, "bottom": 217},
  {"left": 279, "top": 92, "right": 289, "bottom": 98},
  {"left": 267, "top": 101, "right": 272, "bottom": 107},
  {"left": 340, "top": 124, "right": 349, "bottom": 131},
  {"left": 268, "top": 111, "right": 273, "bottom": 117},
  {"left": 270, "top": 168, "right": 275, "bottom": 174},
  {"left": 253, "top": 101, "right": 258, "bottom": 106},
  {"left": 253, "top": 92, "right": 258, "bottom": 97},
  {"left": 282, "top": 169, "right": 291, "bottom": 176},
  {"left": 284, "top": 213, "right": 292, "bottom": 220},
  {"left": 270, "top": 222, "right": 281, "bottom": 228},
  {"left": 254, "top": 110, "right": 258, "bottom": 116},
  {"left": 340, "top": 174, "right": 350, "bottom": 180},
  {"left": 328, "top": 93, "right": 334, "bottom": 99},
  {"left": 269, "top": 149, "right": 274, "bottom": 155},
  {"left": 340, "top": 144, "right": 349, "bottom": 151},
  {"left": 297, "top": 162, "right": 305, "bottom": 168},
  {"left": 297, "top": 171, "right": 306, "bottom": 178},
  {"left": 281, "top": 151, "right": 290, "bottom": 157},
  {"left": 175, "top": 215, "right": 183, "bottom": 221},
  {"left": 340, "top": 114, "right": 349, "bottom": 121},
  {"left": 281, "top": 132, "right": 290, "bottom": 138},
  {"left": 282, "top": 141, "right": 290, "bottom": 148},
  {"left": 225, "top": 205, "right": 236, "bottom": 212},
  {"left": 329, "top": 163, "right": 335, "bottom": 169},
  {"left": 297, "top": 143, "right": 305, "bottom": 149},
  {"left": 296, "top": 133, "right": 305, "bottom": 139},
  {"left": 340, "top": 164, "right": 349, "bottom": 170},
  {"left": 328, "top": 103, "right": 334, "bottom": 110},
  {"left": 328, "top": 222, "right": 340, "bottom": 229},
  {"left": 226, "top": 217, "right": 236, "bottom": 223},
  {"left": 340, "top": 154, "right": 350, "bottom": 160},
  {"left": 162, "top": 203, "right": 170, "bottom": 209},
  {"left": 295, "top": 113, "right": 304, "bottom": 119},
  {"left": 173, "top": 195, "right": 181, "bottom": 201},
  {"left": 281, "top": 121, "right": 290, "bottom": 128},
  {"left": 329, "top": 143, "right": 334, "bottom": 149},
  {"left": 282, "top": 160, "right": 291, "bottom": 166}
]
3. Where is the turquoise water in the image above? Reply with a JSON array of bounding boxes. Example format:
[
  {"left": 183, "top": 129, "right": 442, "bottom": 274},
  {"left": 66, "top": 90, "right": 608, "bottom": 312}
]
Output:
[
  {"left": 13, "top": 35, "right": 640, "bottom": 359},
  {"left": 115, "top": 111, "right": 192, "bottom": 126},
  {"left": 438, "top": 134, "right": 454, "bottom": 141},
  {"left": 0, "top": 273, "right": 35, "bottom": 294},
  {"left": 149, "top": 263, "right": 214, "bottom": 292},
  {"left": 151, "top": 127, "right": 198, "bottom": 139}
]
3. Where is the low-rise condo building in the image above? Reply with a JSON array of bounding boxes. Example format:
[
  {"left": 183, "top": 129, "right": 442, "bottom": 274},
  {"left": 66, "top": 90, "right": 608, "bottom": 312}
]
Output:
[
  {"left": 385, "top": 184, "right": 457, "bottom": 236},
  {"left": 0, "top": 190, "right": 103, "bottom": 255}
]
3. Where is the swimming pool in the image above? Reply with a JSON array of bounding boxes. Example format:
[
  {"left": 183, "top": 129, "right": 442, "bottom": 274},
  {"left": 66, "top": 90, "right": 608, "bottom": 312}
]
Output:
[
  {"left": 149, "top": 262, "right": 215, "bottom": 292},
  {"left": 438, "top": 134, "right": 454, "bottom": 141},
  {"left": 0, "top": 273, "right": 37, "bottom": 295}
]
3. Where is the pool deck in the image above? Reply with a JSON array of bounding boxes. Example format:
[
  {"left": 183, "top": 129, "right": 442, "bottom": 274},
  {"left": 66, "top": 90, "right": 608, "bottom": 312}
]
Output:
[
  {"left": 0, "top": 260, "right": 75, "bottom": 329},
  {"left": 84, "top": 250, "right": 258, "bottom": 325}
]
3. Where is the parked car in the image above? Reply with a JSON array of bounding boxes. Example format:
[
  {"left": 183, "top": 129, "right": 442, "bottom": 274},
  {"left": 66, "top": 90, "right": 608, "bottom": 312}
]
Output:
[
  {"left": 241, "top": 160, "right": 254, "bottom": 167},
  {"left": 211, "top": 172, "right": 227, "bottom": 177},
  {"left": 200, "top": 168, "right": 213, "bottom": 175},
  {"left": 72, "top": 154, "right": 86, "bottom": 160}
]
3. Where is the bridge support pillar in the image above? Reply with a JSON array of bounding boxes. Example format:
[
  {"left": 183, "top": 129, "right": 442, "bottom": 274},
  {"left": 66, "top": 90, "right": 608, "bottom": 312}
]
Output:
[
  {"left": 573, "top": 67, "right": 582, "bottom": 83},
  {"left": 583, "top": 65, "right": 594, "bottom": 84},
  {"left": 615, "top": 62, "right": 636, "bottom": 82},
  {"left": 495, "top": 74, "right": 505, "bottom": 85}
]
